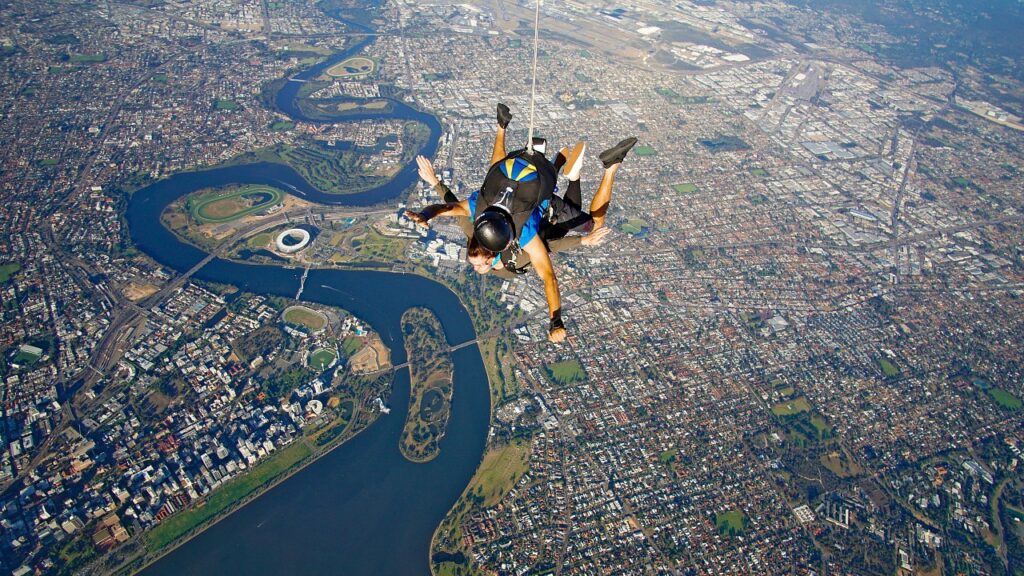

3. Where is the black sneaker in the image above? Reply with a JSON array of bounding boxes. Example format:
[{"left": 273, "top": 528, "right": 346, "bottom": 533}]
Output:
[
  {"left": 599, "top": 137, "right": 638, "bottom": 168},
  {"left": 497, "top": 103, "right": 512, "bottom": 129}
]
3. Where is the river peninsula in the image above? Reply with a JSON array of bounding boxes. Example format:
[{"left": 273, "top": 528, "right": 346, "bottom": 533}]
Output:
[{"left": 120, "top": 15, "right": 491, "bottom": 576}]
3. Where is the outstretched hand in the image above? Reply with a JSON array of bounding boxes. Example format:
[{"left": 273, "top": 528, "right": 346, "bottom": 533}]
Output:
[
  {"left": 404, "top": 210, "right": 429, "bottom": 228},
  {"left": 416, "top": 155, "right": 439, "bottom": 187},
  {"left": 580, "top": 226, "right": 611, "bottom": 247},
  {"left": 549, "top": 326, "right": 567, "bottom": 343}
]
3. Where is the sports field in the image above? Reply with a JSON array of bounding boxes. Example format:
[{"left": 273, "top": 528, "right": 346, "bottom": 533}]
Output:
[
  {"left": 190, "top": 185, "right": 283, "bottom": 224},
  {"left": 988, "top": 388, "right": 1022, "bottom": 410},
  {"left": 309, "top": 348, "right": 337, "bottom": 371},
  {"left": 326, "top": 56, "right": 375, "bottom": 78},
  {"left": 283, "top": 306, "right": 328, "bottom": 333},
  {"left": 877, "top": 358, "right": 899, "bottom": 377}
]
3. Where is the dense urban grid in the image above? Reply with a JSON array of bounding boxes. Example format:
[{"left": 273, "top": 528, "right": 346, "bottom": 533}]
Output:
[{"left": 1, "top": 0, "right": 1023, "bottom": 575}]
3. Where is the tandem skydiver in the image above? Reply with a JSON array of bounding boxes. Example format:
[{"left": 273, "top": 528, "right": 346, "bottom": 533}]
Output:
[{"left": 405, "top": 103, "right": 637, "bottom": 342}]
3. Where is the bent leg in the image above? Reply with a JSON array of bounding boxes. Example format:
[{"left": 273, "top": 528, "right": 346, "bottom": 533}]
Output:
[
  {"left": 564, "top": 178, "right": 582, "bottom": 209},
  {"left": 489, "top": 126, "right": 507, "bottom": 166},
  {"left": 588, "top": 164, "right": 619, "bottom": 230}
]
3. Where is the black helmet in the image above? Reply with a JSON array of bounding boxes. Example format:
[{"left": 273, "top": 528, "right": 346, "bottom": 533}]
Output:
[{"left": 473, "top": 208, "right": 513, "bottom": 252}]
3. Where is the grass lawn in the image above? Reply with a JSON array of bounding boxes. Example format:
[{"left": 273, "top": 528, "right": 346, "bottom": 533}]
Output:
[
  {"left": 545, "top": 359, "right": 586, "bottom": 386},
  {"left": 269, "top": 120, "right": 295, "bottom": 132},
  {"left": 247, "top": 232, "right": 273, "bottom": 249},
  {"left": 214, "top": 99, "right": 240, "bottom": 111},
  {"left": 673, "top": 183, "right": 698, "bottom": 194},
  {"left": 309, "top": 348, "right": 337, "bottom": 371},
  {"left": 659, "top": 448, "right": 678, "bottom": 464},
  {"left": 470, "top": 440, "right": 531, "bottom": 507},
  {"left": 988, "top": 388, "right": 1022, "bottom": 410},
  {"left": 750, "top": 168, "right": 769, "bottom": 177},
  {"left": 56, "top": 535, "right": 98, "bottom": 575},
  {"left": 810, "top": 415, "right": 832, "bottom": 438},
  {"left": 145, "top": 441, "right": 312, "bottom": 552},
  {"left": 12, "top": 350, "right": 41, "bottom": 365},
  {"left": 655, "top": 86, "right": 681, "bottom": 98},
  {"left": 771, "top": 396, "right": 811, "bottom": 417},
  {"left": 0, "top": 263, "right": 20, "bottom": 282},
  {"left": 716, "top": 509, "right": 746, "bottom": 536},
  {"left": 619, "top": 218, "right": 649, "bottom": 235},
  {"left": 341, "top": 335, "right": 363, "bottom": 356},
  {"left": 311, "top": 402, "right": 354, "bottom": 447},
  {"left": 352, "top": 228, "right": 409, "bottom": 262},
  {"left": 633, "top": 145, "right": 657, "bottom": 157},
  {"left": 747, "top": 193, "right": 769, "bottom": 205},
  {"left": 283, "top": 306, "right": 327, "bottom": 332},
  {"left": 821, "top": 449, "right": 863, "bottom": 478},
  {"left": 39, "top": 158, "right": 59, "bottom": 166},
  {"left": 878, "top": 358, "right": 899, "bottom": 377}
]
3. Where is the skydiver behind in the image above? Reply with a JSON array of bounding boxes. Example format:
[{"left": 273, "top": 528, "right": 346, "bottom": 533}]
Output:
[{"left": 405, "top": 104, "right": 637, "bottom": 342}]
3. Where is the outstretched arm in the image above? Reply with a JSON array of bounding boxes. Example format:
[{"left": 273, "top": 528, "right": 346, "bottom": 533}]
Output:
[
  {"left": 416, "top": 155, "right": 459, "bottom": 202},
  {"left": 405, "top": 199, "right": 470, "bottom": 227},
  {"left": 545, "top": 226, "right": 611, "bottom": 256},
  {"left": 523, "top": 236, "right": 566, "bottom": 342}
]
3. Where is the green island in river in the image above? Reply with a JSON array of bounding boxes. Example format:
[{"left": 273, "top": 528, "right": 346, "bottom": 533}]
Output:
[{"left": 399, "top": 307, "right": 454, "bottom": 463}]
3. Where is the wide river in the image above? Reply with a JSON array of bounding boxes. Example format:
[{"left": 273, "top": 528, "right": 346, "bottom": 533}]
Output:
[{"left": 132, "top": 19, "right": 488, "bottom": 576}]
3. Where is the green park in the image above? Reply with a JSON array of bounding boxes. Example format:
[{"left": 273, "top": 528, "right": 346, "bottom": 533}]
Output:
[
  {"left": 544, "top": 359, "right": 586, "bottom": 386},
  {"left": 988, "top": 388, "right": 1022, "bottom": 410},
  {"left": 716, "top": 509, "right": 747, "bottom": 536},
  {"left": 0, "top": 263, "right": 20, "bottom": 282},
  {"left": 771, "top": 396, "right": 812, "bottom": 417},
  {"left": 619, "top": 218, "right": 650, "bottom": 235}
]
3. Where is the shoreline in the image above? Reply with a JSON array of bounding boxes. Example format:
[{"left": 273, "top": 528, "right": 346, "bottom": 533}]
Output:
[
  {"left": 121, "top": 401, "right": 381, "bottom": 576},
  {"left": 110, "top": 16, "right": 486, "bottom": 572}
]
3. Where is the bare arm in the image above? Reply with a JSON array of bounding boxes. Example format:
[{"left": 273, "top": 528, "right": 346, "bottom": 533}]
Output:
[
  {"left": 405, "top": 199, "right": 470, "bottom": 227},
  {"left": 543, "top": 224, "right": 611, "bottom": 256},
  {"left": 523, "top": 236, "right": 566, "bottom": 342}
]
